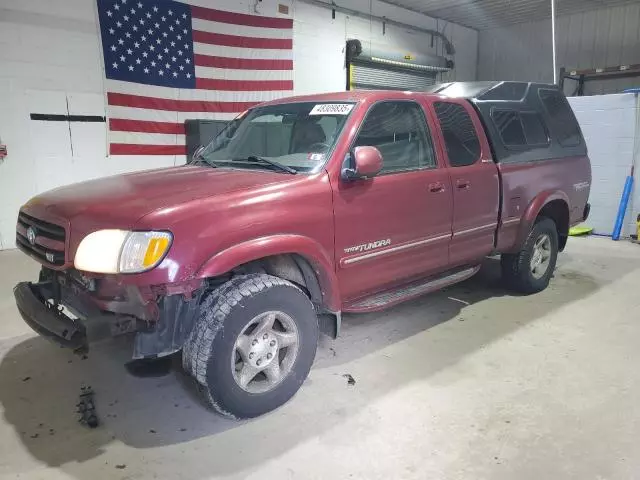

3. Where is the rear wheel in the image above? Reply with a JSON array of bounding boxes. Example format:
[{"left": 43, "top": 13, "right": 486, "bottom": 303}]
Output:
[
  {"left": 182, "top": 274, "right": 318, "bottom": 419},
  {"left": 501, "top": 217, "right": 559, "bottom": 294}
]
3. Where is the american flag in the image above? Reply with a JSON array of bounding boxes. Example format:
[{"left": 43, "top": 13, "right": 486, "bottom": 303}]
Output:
[{"left": 96, "top": 0, "right": 293, "bottom": 155}]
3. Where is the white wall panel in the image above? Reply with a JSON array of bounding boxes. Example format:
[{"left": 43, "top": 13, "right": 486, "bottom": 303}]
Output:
[
  {"left": 67, "top": 93, "right": 106, "bottom": 116},
  {"left": 568, "top": 93, "right": 638, "bottom": 237},
  {"left": 26, "top": 90, "right": 74, "bottom": 194}
]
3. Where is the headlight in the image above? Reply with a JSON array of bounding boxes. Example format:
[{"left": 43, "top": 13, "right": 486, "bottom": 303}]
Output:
[{"left": 74, "top": 230, "right": 172, "bottom": 274}]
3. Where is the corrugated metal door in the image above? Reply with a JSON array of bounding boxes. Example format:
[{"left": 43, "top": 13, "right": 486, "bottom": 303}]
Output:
[{"left": 349, "top": 61, "right": 437, "bottom": 91}]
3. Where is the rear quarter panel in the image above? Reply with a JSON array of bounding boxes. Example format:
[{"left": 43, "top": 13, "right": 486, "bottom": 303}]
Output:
[{"left": 496, "top": 155, "right": 591, "bottom": 252}]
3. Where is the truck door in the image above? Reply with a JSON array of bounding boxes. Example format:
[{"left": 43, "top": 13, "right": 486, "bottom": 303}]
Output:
[
  {"left": 432, "top": 100, "right": 500, "bottom": 265},
  {"left": 333, "top": 100, "right": 453, "bottom": 302}
]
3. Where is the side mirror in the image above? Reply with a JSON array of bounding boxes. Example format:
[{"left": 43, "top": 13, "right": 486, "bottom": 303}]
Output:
[{"left": 342, "top": 146, "right": 383, "bottom": 181}]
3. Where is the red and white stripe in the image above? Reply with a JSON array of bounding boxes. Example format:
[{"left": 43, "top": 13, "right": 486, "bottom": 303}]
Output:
[{"left": 106, "top": 5, "right": 293, "bottom": 155}]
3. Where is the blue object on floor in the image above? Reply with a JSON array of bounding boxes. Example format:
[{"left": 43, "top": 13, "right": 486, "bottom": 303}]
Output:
[{"left": 612, "top": 171, "right": 634, "bottom": 240}]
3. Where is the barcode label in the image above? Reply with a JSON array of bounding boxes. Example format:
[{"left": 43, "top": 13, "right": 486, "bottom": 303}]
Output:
[{"left": 309, "top": 104, "right": 354, "bottom": 115}]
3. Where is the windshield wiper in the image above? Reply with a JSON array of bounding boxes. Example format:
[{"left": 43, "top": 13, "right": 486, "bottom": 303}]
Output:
[
  {"left": 190, "top": 146, "right": 217, "bottom": 168},
  {"left": 191, "top": 157, "right": 217, "bottom": 168},
  {"left": 237, "top": 156, "right": 297, "bottom": 175}
]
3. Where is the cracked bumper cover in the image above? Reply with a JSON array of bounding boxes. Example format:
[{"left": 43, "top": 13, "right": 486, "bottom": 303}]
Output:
[
  {"left": 14, "top": 276, "right": 205, "bottom": 359},
  {"left": 14, "top": 281, "right": 114, "bottom": 352}
]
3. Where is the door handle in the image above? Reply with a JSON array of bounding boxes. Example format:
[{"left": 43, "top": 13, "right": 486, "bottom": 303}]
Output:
[
  {"left": 456, "top": 179, "right": 471, "bottom": 189},
  {"left": 429, "top": 182, "right": 445, "bottom": 193}
]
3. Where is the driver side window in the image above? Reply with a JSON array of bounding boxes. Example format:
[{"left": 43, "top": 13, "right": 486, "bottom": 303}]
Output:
[{"left": 354, "top": 101, "right": 436, "bottom": 174}]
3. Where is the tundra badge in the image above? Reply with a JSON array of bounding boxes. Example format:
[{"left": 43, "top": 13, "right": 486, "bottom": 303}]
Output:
[{"left": 344, "top": 239, "right": 391, "bottom": 254}]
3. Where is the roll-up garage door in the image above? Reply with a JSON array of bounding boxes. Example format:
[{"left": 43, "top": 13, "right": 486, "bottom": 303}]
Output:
[{"left": 349, "top": 61, "right": 438, "bottom": 91}]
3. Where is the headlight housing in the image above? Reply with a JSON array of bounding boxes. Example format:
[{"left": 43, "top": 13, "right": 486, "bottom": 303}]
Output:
[{"left": 74, "top": 230, "right": 172, "bottom": 274}]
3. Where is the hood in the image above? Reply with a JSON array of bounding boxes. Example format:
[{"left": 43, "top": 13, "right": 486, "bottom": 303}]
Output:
[{"left": 24, "top": 166, "right": 294, "bottom": 227}]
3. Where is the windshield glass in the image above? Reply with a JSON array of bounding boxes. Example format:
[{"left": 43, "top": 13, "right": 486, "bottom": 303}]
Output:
[{"left": 198, "top": 102, "right": 356, "bottom": 173}]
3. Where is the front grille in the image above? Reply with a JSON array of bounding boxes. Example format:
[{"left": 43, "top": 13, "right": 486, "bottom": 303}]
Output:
[{"left": 16, "top": 212, "right": 66, "bottom": 266}]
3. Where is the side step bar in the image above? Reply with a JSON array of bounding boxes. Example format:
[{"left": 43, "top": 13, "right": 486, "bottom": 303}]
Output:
[{"left": 344, "top": 266, "right": 480, "bottom": 313}]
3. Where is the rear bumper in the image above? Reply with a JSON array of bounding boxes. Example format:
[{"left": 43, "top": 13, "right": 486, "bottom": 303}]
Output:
[{"left": 14, "top": 281, "right": 113, "bottom": 352}]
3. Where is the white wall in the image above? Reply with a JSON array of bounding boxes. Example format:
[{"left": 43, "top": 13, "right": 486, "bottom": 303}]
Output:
[
  {"left": 0, "top": 0, "right": 477, "bottom": 250},
  {"left": 568, "top": 93, "right": 639, "bottom": 237}
]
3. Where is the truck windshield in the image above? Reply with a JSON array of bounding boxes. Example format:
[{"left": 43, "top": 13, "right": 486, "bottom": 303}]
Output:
[{"left": 197, "top": 102, "right": 356, "bottom": 173}]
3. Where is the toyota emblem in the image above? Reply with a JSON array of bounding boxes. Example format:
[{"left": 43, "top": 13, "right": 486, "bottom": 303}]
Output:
[{"left": 26, "top": 226, "right": 37, "bottom": 245}]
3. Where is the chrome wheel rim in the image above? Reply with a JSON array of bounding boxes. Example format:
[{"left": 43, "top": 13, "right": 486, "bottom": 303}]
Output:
[
  {"left": 231, "top": 311, "right": 300, "bottom": 394},
  {"left": 530, "top": 233, "right": 552, "bottom": 279}
]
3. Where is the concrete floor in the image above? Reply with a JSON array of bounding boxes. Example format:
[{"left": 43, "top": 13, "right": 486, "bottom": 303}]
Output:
[{"left": 1, "top": 237, "right": 640, "bottom": 479}]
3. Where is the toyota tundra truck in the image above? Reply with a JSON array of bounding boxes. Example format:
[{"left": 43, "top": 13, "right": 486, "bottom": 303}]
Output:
[{"left": 13, "top": 82, "right": 591, "bottom": 418}]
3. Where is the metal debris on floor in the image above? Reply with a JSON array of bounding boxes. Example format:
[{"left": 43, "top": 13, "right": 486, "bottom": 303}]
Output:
[
  {"left": 343, "top": 373, "right": 356, "bottom": 386},
  {"left": 77, "top": 385, "right": 99, "bottom": 428}
]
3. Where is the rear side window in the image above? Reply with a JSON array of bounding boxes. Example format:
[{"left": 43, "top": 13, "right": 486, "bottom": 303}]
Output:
[
  {"left": 491, "top": 109, "right": 549, "bottom": 148},
  {"left": 434, "top": 102, "right": 481, "bottom": 167},
  {"left": 538, "top": 89, "right": 581, "bottom": 147},
  {"left": 492, "top": 110, "right": 526, "bottom": 146},
  {"left": 521, "top": 112, "right": 548, "bottom": 145}
]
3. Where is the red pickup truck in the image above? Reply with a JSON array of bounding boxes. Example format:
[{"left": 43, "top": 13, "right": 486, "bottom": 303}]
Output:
[{"left": 14, "top": 82, "right": 591, "bottom": 418}]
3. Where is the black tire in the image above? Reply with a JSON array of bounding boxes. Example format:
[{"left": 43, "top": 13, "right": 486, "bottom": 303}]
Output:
[
  {"left": 501, "top": 217, "right": 559, "bottom": 294},
  {"left": 182, "top": 274, "right": 319, "bottom": 419}
]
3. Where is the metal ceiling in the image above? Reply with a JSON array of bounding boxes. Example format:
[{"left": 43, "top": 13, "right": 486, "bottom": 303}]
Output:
[{"left": 378, "top": 0, "right": 640, "bottom": 30}]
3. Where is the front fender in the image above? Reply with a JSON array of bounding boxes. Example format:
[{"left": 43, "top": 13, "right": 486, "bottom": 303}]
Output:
[
  {"left": 195, "top": 234, "right": 341, "bottom": 311},
  {"left": 515, "top": 189, "right": 570, "bottom": 247}
]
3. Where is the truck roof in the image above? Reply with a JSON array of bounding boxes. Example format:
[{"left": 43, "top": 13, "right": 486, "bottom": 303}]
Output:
[
  {"left": 260, "top": 82, "right": 562, "bottom": 107},
  {"left": 426, "top": 81, "right": 562, "bottom": 101},
  {"left": 259, "top": 90, "right": 383, "bottom": 106}
]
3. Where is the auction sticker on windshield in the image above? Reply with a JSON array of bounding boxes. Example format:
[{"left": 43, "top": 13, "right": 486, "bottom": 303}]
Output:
[{"left": 309, "top": 104, "right": 354, "bottom": 115}]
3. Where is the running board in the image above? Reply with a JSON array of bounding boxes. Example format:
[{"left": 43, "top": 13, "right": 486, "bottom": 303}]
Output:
[{"left": 344, "top": 266, "right": 480, "bottom": 313}]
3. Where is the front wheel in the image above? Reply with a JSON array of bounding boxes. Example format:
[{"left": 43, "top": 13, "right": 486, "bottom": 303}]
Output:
[
  {"left": 182, "top": 274, "right": 319, "bottom": 419},
  {"left": 501, "top": 217, "right": 559, "bottom": 294}
]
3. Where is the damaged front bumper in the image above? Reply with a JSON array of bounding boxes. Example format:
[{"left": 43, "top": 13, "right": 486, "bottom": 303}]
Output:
[
  {"left": 14, "top": 270, "right": 204, "bottom": 359},
  {"left": 14, "top": 281, "right": 122, "bottom": 352}
]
